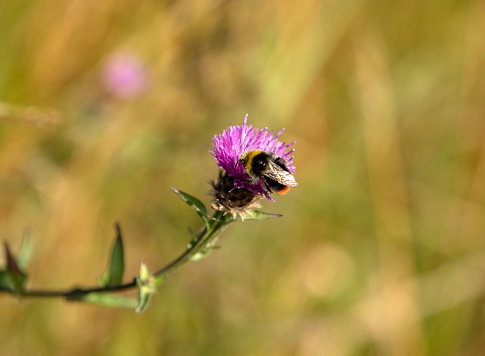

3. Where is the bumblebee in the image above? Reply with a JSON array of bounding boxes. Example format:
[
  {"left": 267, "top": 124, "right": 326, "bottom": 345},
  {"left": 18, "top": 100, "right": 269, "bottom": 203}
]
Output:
[{"left": 239, "top": 150, "right": 298, "bottom": 195}]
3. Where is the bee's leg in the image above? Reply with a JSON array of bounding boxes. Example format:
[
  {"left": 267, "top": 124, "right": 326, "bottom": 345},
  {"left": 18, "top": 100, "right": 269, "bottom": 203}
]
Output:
[{"left": 262, "top": 177, "right": 274, "bottom": 193}]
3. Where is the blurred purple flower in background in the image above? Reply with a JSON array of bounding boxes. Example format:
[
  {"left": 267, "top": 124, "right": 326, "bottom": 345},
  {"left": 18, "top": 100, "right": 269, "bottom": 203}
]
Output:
[{"left": 102, "top": 52, "right": 147, "bottom": 99}]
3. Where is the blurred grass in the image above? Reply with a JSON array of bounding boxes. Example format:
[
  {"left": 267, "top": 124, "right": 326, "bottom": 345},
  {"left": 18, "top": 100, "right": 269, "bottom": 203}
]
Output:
[{"left": 1, "top": 0, "right": 485, "bottom": 355}]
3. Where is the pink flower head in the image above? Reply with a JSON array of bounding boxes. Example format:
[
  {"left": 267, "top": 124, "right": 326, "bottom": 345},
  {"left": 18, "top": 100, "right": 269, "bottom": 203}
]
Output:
[
  {"left": 102, "top": 52, "right": 147, "bottom": 99},
  {"left": 210, "top": 114, "right": 296, "bottom": 201}
]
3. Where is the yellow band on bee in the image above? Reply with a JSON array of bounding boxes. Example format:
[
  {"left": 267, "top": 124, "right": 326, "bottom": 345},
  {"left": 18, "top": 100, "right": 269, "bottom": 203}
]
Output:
[{"left": 240, "top": 149, "right": 263, "bottom": 172}]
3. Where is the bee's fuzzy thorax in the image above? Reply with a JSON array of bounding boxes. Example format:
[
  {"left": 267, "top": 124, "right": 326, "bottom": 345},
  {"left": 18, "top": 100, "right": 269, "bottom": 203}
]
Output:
[{"left": 239, "top": 149, "right": 263, "bottom": 175}]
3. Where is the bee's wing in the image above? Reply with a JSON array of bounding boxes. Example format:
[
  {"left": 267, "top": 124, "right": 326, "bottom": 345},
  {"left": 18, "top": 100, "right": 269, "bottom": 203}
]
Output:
[{"left": 264, "top": 161, "right": 298, "bottom": 187}]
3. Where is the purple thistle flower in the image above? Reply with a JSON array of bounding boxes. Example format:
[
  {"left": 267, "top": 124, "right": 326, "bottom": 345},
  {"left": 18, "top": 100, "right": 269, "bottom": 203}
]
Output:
[{"left": 210, "top": 114, "right": 296, "bottom": 201}]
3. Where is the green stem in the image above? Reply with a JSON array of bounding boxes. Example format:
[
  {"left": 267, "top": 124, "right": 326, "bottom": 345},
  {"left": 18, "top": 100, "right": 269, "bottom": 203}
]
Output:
[
  {"left": 0, "top": 210, "right": 233, "bottom": 299},
  {"left": 153, "top": 209, "right": 231, "bottom": 276}
]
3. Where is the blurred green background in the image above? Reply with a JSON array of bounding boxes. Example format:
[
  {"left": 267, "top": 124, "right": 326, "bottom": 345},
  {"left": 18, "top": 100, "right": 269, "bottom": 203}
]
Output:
[{"left": 1, "top": 0, "right": 485, "bottom": 355}]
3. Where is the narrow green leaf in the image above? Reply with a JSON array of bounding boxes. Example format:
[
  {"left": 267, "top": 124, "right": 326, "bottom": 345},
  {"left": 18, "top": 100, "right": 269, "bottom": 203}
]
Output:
[
  {"left": 69, "top": 292, "right": 137, "bottom": 309},
  {"left": 191, "top": 249, "right": 213, "bottom": 261},
  {"left": 135, "top": 286, "right": 151, "bottom": 313},
  {"left": 139, "top": 262, "right": 150, "bottom": 281},
  {"left": 17, "top": 228, "right": 33, "bottom": 270},
  {"left": 135, "top": 263, "right": 162, "bottom": 313},
  {"left": 238, "top": 210, "right": 282, "bottom": 221},
  {"left": 99, "top": 223, "right": 125, "bottom": 287},
  {"left": 191, "top": 236, "right": 220, "bottom": 261},
  {"left": 171, "top": 188, "right": 210, "bottom": 228},
  {"left": 109, "top": 223, "right": 125, "bottom": 285},
  {"left": 0, "top": 270, "right": 12, "bottom": 290},
  {"left": 3, "top": 243, "right": 27, "bottom": 293},
  {"left": 98, "top": 274, "right": 108, "bottom": 287}
]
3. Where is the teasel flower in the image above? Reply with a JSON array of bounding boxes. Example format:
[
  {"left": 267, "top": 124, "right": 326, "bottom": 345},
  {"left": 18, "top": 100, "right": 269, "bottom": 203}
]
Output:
[{"left": 210, "top": 114, "right": 296, "bottom": 217}]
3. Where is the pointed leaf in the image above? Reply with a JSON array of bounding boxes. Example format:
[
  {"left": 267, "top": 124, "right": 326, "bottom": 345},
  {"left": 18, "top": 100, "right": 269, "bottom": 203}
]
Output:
[
  {"left": 0, "top": 270, "right": 12, "bottom": 291},
  {"left": 191, "top": 236, "right": 220, "bottom": 261},
  {"left": 135, "top": 286, "right": 151, "bottom": 313},
  {"left": 135, "top": 263, "right": 162, "bottom": 313},
  {"left": 171, "top": 188, "right": 209, "bottom": 228},
  {"left": 69, "top": 292, "right": 137, "bottom": 309},
  {"left": 99, "top": 223, "right": 125, "bottom": 287},
  {"left": 139, "top": 262, "right": 150, "bottom": 281},
  {"left": 237, "top": 210, "right": 282, "bottom": 221},
  {"left": 3, "top": 243, "right": 27, "bottom": 293}
]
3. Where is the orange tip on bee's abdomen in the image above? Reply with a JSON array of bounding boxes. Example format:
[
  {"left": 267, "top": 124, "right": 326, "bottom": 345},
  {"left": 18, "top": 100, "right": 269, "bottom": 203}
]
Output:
[{"left": 276, "top": 186, "right": 291, "bottom": 195}]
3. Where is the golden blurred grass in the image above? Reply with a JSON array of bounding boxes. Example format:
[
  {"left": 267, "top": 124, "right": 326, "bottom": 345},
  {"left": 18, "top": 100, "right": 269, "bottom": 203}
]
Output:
[{"left": 1, "top": 0, "right": 485, "bottom": 355}]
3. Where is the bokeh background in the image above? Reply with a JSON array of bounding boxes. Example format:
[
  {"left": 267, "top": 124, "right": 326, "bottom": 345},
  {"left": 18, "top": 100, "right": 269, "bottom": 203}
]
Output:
[{"left": 1, "top": 0, "right": 485, "bottom": 355}]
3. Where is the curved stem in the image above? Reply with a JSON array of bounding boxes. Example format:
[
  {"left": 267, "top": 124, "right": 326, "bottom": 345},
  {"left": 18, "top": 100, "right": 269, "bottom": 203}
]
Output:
[
  {"left": 0, "top": 210, "right": 232, "bottom": 300},
  {"left": 153, "top": 209, "right": 230, "bottom": 276}
]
